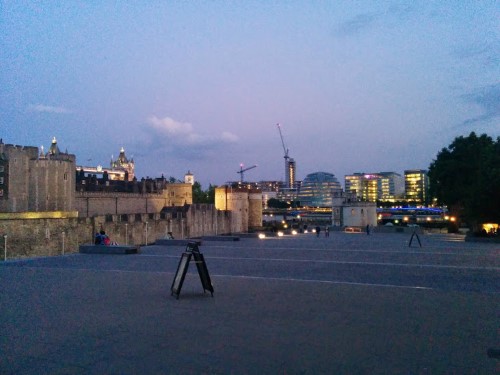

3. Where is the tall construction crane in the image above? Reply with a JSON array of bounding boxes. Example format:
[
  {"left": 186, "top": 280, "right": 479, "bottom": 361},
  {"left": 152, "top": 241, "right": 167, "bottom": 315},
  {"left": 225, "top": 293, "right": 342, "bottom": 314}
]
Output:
[
  {"left": 277, "top": 123, "right": 294, "bottom": 188},
  {"left": 237, "top": 163, "right": 257, "bottom": 183},
  {"left": 277, "top": 123, "right": 289, "bottom": 162}
]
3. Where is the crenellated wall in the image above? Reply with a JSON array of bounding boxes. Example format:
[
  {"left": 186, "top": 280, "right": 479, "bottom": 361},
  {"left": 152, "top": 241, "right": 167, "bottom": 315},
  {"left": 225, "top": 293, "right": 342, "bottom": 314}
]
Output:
[
  {"left": 0, "top": 143, "right": 75, "bottom": 213},
  {"left": 74, "top": 184, "right": 192, "bottom": 217}
]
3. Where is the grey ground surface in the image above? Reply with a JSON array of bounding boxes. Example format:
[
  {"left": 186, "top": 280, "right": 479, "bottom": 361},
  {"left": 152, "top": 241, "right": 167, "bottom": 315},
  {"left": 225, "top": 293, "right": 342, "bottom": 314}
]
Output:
[{"left": 1, "top": 232, "right": 499, "bottom": 374}]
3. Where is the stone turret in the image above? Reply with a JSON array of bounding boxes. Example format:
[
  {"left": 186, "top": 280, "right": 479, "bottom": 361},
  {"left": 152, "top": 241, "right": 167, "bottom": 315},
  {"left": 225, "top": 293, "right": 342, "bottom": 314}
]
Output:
[
  {"left": 110, "top": 147, "right": 135, "bottom": 181},
  {"left": 215, "top": 186, "right": 262, "bottom": 233}
]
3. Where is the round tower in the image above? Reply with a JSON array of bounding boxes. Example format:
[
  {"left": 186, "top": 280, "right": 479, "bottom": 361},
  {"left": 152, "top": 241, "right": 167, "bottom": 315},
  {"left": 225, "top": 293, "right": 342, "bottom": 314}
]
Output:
[{"left": 248, "top": 190, "right": 263, "bottom": 229}]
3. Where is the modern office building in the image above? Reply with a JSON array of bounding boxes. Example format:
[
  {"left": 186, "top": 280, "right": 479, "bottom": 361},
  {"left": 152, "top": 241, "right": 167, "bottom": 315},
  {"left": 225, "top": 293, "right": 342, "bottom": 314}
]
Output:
[
  {"left": 298, "top": 172, "right": 342, "bottom": 207},
  {"left": 404, "top": 169, "right": 429, "bottom": 205},
  {"left": 378, "top": 172, "right": 405, "bottom": 202},
  {"left": 345, "top": 172, "right": 404, "bottom": 202},
  {"left": 344, "top": 173, "right": 379, "bottom": 202}
]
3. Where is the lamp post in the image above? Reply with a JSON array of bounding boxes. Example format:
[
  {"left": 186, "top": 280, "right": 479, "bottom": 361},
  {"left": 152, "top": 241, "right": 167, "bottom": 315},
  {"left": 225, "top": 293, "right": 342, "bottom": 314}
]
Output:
[
  {"left": 125, "top": 223, "right": 128, "bottom": 245},
  {"left": 3, "top": 235, "right": 7, "bottom": 261}
]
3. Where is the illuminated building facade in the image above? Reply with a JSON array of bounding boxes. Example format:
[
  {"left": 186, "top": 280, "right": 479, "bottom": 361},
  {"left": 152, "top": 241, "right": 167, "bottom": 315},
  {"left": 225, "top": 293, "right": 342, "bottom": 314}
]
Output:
[
  {"left": 345, "top": 172, "right": 404, "bottom": 202},
  {"left": 404, "top": 169, "right": 429, "bottom": 205},
  {"left": 344, "top": 173, "right": 379, "bottom": 202},
  {"left": 286, "top": 158, "right": 296, "bottom": 189},
  {"left": 256, "top": 181, "right": 283, "bottom": 192},
  {"left": 344, "top": 174, "right": 363, "bottom": 198},
  {"left": 77, "top": 147, "right": 135, "bottom": 182},
  {"left": 298, "top": 172, "right": 342, "bottom": 207},
  {"left": 378, "top": 172, "right": 405, "bottom": 202},
  {"left": 110, "top": 147, "right": 135, "bottom": 181}
]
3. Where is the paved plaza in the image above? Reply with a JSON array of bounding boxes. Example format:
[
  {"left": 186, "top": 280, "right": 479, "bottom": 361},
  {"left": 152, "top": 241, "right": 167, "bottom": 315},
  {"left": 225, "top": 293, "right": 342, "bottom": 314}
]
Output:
[{"left": 1, "top": 231, "right": 499, "bottom": 374}]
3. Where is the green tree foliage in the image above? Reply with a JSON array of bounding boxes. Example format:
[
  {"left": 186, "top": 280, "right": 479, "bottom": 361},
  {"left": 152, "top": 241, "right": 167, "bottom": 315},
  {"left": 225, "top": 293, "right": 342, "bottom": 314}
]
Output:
[
  {"left": 192, "top": 182, "right": 217, "bottom": 204},
  {"left": 206, "top": 184, "right": 217, "bottom": 203},
  {"left": 267, "top": 198, "right": 289, "bottom": 209},
  {"left": 428, "top": 132, "right": 500, "bottom": 228}
]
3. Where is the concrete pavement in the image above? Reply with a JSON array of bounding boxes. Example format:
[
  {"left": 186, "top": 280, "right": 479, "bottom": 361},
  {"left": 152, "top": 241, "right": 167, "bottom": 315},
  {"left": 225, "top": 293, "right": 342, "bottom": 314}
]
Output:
[{"left": 1, "top": 231, "right": 498, "bottom": 374}]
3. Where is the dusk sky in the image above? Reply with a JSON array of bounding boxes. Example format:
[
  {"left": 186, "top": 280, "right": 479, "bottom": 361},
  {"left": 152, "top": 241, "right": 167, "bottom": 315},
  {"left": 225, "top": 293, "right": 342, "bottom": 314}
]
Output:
[{"left": 1, "top": 1, "right": 499, "bottom": 188}]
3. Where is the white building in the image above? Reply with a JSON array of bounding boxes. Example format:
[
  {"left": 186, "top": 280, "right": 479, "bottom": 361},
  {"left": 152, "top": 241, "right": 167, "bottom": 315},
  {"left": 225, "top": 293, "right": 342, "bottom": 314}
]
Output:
[{"left": 332, "top": 192, "right": 377, "bottom": 228}]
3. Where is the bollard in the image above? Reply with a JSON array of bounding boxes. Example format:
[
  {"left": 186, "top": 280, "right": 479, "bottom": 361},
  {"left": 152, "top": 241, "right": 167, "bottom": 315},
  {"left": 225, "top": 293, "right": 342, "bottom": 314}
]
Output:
[
  {"left": 145, "top": 222, "right": 148, "bottom": 245},
  {"left": 3, "top": 235, "right": 7, "bottom": 261},
  {"left": 62, "top": 232, "right": 65, "bottom": 255},
  {"left": 125, "top": 223, "right": 128, "bottom": 245}
]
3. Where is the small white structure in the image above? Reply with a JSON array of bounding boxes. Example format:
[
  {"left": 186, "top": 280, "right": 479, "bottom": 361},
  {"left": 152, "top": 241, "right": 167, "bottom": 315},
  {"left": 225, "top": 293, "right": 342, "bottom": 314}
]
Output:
[
  {"left": 332, "top": 192, "right": 377, "bottom": 228},
  {"left": 184, "top": 171, "right": 194, "bottom": 185}
]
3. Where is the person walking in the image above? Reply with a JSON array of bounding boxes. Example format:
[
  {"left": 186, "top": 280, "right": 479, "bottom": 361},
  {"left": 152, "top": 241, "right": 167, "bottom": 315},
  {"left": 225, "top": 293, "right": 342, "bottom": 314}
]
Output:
[
  {"left": 325, "top": 225, "right": 330, "bottom": 237},
  {"left": 315, "top": 225, "right": 321, "bottom": 237}
]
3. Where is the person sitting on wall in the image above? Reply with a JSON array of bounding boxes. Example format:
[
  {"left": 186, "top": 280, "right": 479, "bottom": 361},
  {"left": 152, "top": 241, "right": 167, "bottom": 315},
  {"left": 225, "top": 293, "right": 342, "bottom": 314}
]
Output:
[{"left": 95, "top": 230, "right": 111, "bottom": 245}]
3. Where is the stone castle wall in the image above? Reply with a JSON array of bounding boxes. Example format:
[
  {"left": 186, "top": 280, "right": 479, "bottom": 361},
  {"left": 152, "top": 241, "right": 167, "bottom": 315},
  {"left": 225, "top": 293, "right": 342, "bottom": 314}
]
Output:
[
  {"left": 214, "top": 186, "right": 263, "bottom": 232},
  {"left": 0, "top": 204, "right": 234, "bottom": 260},
  {"left": 248, "top": 192, "right": 263, "bottom": 228},
  {"left": 0, "top": 143, "right": 75, "bottom": 213},
  {"left": 75, "top": 185, "right": 192, "bottom": 217},
  {"left": 29, "top": 158, "right": 76, "bottom": 212}
]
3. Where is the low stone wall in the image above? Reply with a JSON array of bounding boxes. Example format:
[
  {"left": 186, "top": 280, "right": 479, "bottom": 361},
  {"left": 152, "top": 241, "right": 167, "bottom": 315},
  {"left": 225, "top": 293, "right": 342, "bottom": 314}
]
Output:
[
  {"left": 0, "top": 204, "right": 235, "bottom": 260},
  {"left": 0, "top": 217, "right": 92, "bottom": 259}
]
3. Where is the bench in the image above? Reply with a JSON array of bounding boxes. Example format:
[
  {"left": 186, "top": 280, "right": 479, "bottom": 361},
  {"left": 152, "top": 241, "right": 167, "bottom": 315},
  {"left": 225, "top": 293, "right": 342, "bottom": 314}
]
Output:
[{"left": 79, "top": 244, "right": 139, "bottom": 254}]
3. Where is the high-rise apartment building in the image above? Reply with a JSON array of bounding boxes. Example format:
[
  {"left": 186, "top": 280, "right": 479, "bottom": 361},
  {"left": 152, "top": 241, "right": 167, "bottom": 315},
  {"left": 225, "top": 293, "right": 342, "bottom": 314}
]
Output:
[
  {"left": 286, "top": 158, "right": 296, "bottom": 189},
  {"left": 404, "top": 169, "right": 429, "bottom": 205}
]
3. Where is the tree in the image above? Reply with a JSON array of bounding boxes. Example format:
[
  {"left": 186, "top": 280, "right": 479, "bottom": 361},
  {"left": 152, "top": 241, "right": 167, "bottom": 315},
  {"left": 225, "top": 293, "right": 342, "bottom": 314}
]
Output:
[
  {"left": 428, "top": 132, "right": 500, "bottom": 230},
  {"left": 206, "top": 184, "right": 217, "bottom": 203},
  {"left": 192, "top": 182, "right": 217, "bottom": 204},
  {"left": 267, "top": 198, "right": 289, "bottom": 209},
  {"left": 192, "top": 182, "right": 207, "bottom": 203}
]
